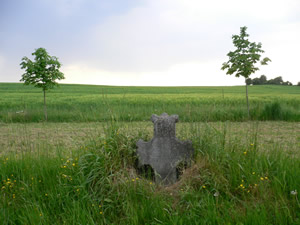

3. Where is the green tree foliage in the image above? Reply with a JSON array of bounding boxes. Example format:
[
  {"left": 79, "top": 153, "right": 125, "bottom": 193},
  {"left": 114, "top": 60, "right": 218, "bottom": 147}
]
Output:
[
  {"left": 259, "top": 75, "right": 267, "bottom": 84},
  {"left": 221, "top": 26, "right": 271, "bottom": 117},
  {"left": 20, "top": 48, "right": 65, "bottom": 121},
  {"left": 247, "top": 75, "right": 293, "bottom": 85}
]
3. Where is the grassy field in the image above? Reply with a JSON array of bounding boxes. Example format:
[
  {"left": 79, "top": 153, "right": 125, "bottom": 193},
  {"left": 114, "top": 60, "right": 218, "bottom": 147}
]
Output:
[
  {"left": 0, "top": 83, "right": 299, "bottom": 122},
  {"left": 1, "top": 83, "right": 299, "bottom": 224}
]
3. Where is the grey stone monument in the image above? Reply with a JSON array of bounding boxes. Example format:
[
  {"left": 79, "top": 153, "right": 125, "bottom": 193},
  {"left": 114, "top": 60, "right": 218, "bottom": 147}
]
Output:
[{"left": 136, "top": 113, "right": 194, "bottom": 185}]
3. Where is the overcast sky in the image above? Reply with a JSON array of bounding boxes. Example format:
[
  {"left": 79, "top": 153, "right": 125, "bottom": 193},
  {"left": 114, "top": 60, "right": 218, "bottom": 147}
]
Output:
[{"left": 0, "top": 0, "right": 299, "bottom": 86}]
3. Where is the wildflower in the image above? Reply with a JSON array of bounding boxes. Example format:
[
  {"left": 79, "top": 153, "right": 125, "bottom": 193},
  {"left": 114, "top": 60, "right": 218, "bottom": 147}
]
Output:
[
  {"left": 63, "top": 165, "right": 67, "bottom": 168},
  {"left": 135, "top": 178, "right": 139, "bottom": 180},
  {"left": 45, "top": 193, "right": 48, "bottom": 197},
  {"left": 72, "top": 163, "right": 76, "bottom": 166},
  {"left": 260, "top": 177, "right": 264, "bottom": 181},
  {"left": 247, "top": 190, "right": 250, "bottom": 193},
  {"left": 149, "top": 182, "right": 152, "bottom": 185},
  {"left": 254, "top": 184, "right": 258, "bottom": 187},
  {"left": 39, "top": 180, "right": 42, "bottom": 183},
  {"left": 252, "top": 172, "right": 255, "bottom": 175},
  {"left": 40, "top": 213, "right": 42, "bottom": 217},
  {"left": 243, "top": 151, "right": 247, "bottom": 155},
  {"left": 99, "top": 211, "right": 103, "bottom": 215},
  {"left": 214, "top": 191, "right": 219, "bottom": 197},
  {"left": 67, "top": 160, "right": 70, "bottom": 163},
  {"left": 99, "top": 205, "right": 102, "bottom": 208},
  {"left": 5, "top": 158, "right": 8, "bottom": 161},
  {"left": 250, "top": 143, "right": 254, "bottom": 146},
  {"left": 291, "top": 190, "right": 298, "bottom": 195},
  {"left": 92, "top": 204, "right": 95, "bottom": 207},
  {"left": 76, "top": 189, "right": 80, "bottom": 192},
  {"left": 132, "top": 179, "right": 135, "bottom": 182},
  {"left": 202, "top": 185, "right": 206, "bottom": 189},
  {"left": 264, "top": 177, "right": 268, "bottom": 180},
  {"left": 13, "top": 194, "right": 15, "bottom": 198}
]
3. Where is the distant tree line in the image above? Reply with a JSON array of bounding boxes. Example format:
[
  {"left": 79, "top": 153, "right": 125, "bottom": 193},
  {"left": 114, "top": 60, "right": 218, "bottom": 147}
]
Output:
[{"left": 246, "top": 75, "right": 295, "bottom": 86}]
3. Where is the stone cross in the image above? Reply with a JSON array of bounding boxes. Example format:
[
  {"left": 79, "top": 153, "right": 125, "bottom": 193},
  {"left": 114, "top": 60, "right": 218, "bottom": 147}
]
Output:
[{"left": 136, "top": 113, "right": 194, "bottom": 185}]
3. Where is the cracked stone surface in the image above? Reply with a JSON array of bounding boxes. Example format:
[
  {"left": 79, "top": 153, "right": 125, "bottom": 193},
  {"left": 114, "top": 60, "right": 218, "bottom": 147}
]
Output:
[{"left": 136, "top": 113, "right": 194, "bottom": 185}]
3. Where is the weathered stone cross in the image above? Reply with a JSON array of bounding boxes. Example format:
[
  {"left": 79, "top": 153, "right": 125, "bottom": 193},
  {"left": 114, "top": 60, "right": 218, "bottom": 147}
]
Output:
[{"left": 136, "top": 113, "right": 194, "bottom": 185}]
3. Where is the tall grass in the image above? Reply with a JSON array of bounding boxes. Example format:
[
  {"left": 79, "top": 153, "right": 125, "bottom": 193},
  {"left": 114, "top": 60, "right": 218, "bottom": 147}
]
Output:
[
  {"left": 1, "top": 121, "right": 299, "bottom": 224},
  {"left": 0, "top": 83, "right": 299, "bottom": 122}
]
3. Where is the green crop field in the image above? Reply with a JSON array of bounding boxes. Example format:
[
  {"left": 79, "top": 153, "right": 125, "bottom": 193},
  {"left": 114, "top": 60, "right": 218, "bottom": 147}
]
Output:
[
  {"left": 1, "top": 83, "right": 299, "bottom": 224},
  {"left": 0, "top": 83, "right": 299, "bottom": 123}
]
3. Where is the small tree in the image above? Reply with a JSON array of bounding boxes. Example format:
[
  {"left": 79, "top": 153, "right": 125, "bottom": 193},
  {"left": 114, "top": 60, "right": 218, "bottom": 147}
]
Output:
[
  {"left": 221, "top": 26, "right": 271, "bottom": 118},
  {"left": 20, "top": 48, "right": 65, "bottom": 121},
  {"left": 259, "top": 75, "right": 267, "bottom": 84}
]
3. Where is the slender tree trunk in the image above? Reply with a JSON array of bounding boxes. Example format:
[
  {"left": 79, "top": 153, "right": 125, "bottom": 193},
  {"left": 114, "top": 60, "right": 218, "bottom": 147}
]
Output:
[
  {"left": 43, "top": 89, "right": 47, "bottom": 121},
  {"left": 245, "top": 82, "right": 250, "bottom": 119}
]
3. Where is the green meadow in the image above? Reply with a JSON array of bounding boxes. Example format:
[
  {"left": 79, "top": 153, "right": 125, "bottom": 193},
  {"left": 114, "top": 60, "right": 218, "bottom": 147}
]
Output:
[{"left": 1, "top": 83, "right": 299, "bottom": 224}]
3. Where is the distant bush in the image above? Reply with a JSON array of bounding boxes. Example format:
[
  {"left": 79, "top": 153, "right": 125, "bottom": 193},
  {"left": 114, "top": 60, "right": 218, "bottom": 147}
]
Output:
[{"left": 247, "top": 75, "right": 293, "bottom": 85}]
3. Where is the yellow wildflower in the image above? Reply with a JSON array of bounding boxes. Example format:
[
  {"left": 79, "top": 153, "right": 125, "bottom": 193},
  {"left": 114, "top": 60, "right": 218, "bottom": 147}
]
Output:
[{"left": 202, "top": 185, "right": 206, "bottom": 189}]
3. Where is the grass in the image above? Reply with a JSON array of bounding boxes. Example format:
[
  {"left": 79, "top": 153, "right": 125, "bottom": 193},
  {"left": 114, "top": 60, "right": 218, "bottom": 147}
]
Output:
[
  {"left": 1, "top": 83, "right": 299, "bottom": 224},
  {"left": 0, "top": 83, "right": 299, "bottom": 122},
  {"left": 1, "top": 120, "right": 299, "bottom": 224}
]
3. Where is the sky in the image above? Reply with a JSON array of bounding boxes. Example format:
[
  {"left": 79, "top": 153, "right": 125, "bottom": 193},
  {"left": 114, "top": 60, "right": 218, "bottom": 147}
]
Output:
[{"left": 0, "top": 0, "right": 299, "bottom": 86}]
